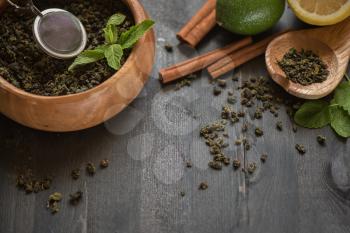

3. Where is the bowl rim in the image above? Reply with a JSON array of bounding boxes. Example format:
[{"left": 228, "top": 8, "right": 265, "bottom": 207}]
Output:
[{"left": 0, "top": 0, "right": 146, "bottom": 101}]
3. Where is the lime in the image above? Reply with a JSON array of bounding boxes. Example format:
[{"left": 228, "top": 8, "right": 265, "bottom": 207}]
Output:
[{"left": 216, "top": 0, "right": 285, "bottom": 35}]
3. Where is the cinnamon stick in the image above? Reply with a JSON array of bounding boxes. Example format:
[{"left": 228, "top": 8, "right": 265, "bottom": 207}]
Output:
[
  {"left": 177, "top": 0, "right": 217, "bottom": 47},
  {"left": 159, "top": 37, "right": 253, "bottom": 84},
  {"left": 207, "top": 32, "right": 287, "bottom": 79}
]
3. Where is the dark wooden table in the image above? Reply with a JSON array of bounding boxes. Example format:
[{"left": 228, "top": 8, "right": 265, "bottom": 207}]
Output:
[{"left": 1, "top": 1, "right": 350, "bottom": 233}]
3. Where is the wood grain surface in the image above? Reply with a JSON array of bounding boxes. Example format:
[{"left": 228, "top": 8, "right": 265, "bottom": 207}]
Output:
[{"left": 0, "top": 1, "right": 349, "bottom": 233}]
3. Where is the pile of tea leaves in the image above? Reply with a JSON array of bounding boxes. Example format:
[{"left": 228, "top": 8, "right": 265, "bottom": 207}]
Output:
[
  {"left": 197, "top": 75, "right": 315, "bottom": 175},
  {"left": 16, "top": 166, "right": 53, "bottom": 193},
  {"left": 0, "top": 0, "right": 133, "bottom": 96},
  {"left": 15, "top": 159, "right": 110, "bottom": 215},
  {"left": 277, "top": 48, "right": 329, "bottom": 86}
]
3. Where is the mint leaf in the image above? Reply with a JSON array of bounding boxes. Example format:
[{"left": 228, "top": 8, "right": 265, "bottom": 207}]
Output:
[
  {"left": 69, "top": 49, "right": 105, "bottom": 71},
  {"left": 107, "top": 13, "right": 126, "bottom": 26},
  {"left": 294, "top": 100, "right": 331, "bottom": 128},
  {"left": 330, "top": 106, "right": 350, "bottom": 138},
  {"left": 333, "top": 81, "right": 350, "bottom": 114},
  {"left": 119, "top": 20, "right": 154, "bottom": 49},
  {"left": 95, "top": 45, "right": 109, "bottom": 52},
  {"left": 104, "top": 24, "right": 118, "bottom": 44},
  {"left": 68, "top": 13, "right": 155, "bottom": 71},
  {"left": 104, "top": 44, "right": 123, "bottom": 70}
]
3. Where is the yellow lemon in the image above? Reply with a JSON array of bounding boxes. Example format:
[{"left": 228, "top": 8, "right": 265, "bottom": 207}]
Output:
[{"left": 288, "top": 0, "right": 350, "bottom": 25}]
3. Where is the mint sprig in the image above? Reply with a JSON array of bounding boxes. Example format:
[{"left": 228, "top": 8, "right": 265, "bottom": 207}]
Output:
[
  {"left": 294, "top": 76, "right": 350, "bottom": 138},
  {"left": 69, "top": 13, "right": 154, "bottom": 71}
]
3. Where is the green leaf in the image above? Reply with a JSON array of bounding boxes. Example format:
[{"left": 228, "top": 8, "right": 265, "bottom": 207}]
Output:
[
  {"left": 104, "top": 24, "right": 118, "bottom": 44},
  {"left": 104, "top": 44, "right": 123, "bottom": 70},
  {"left": 68, "top": 49, "right": 105, "bottom": 71},
  {"left": 332, "top": 81, "right": 350, "bottom": 114},
  {"left": 107, "top": 13, "right": 126, "bottom": 26},
  {"left": 119, "top": 19, "right": 154, "bottom": 49},
  {"left": 330, "top": 106, "right": 350, "bottom": 138},
  {"left": 294, "top": 100, "right": 331, "bottom": 128},
  {"left": 95, "top": 45, "right": 109, "bottom": 52}
]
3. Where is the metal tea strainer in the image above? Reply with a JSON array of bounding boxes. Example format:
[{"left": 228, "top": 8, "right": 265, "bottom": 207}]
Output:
[{"left": 7, "top": 0, "right": 87, "bottom": 59}]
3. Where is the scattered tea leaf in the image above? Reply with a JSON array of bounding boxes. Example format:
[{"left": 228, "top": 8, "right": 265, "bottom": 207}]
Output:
[
  {"left": 199, "top": 182, "right": 208, "bottom": 190},
  {"left": 227, "top": 96, "right": 236, "bottom": 104},
  {"left": 232, "top": 159, "right": 241, "bottom": 169},
  {"left": 243, "top": 138, "right": 251, "bottom": 151},
  {"left": 255, "top": 127, "right": 264, "bottom": 137},
  {"left": 71, "top": 169, "right": 80, "bottom": 180},
  {"left": 295, "top": 144, "right": 306, "bottom": 155},
  {"left": 260, "top": 154, "right": 268, "bottom": 163},
  {"left": 213, "top": 86, "right": 222, "bottom": 96},
  {"left": 86, "top": 163, "right": 96, "bottom": 176},
  {"left": 49, "top": 192, "right": 63, "bottom": 202},
  {"left": 47, "top": 192, "right": 63, "bottom": 214},
  {"left": 208, "top": 161, "right": 223, "bottom": 170},
  {"left": 217, "top": 79, "right": 227, "bottom": 88},
  {"left": 164, "top": 43, "right": 173, "bottom": 52},
  {"left": 69, "top": 191, "right": 83, "bottom": 205},
  {"left": 100, "top": 159, "right": 109, "bottom": 168},
  {"left": 317, "top": 135, "right": 326, "bottom": 145},
  {"left": 247, "top": 163, "right": 257, "bottom": 174},
  {"left": 232, "top": 76, "right": 239, "bottom": 82}
]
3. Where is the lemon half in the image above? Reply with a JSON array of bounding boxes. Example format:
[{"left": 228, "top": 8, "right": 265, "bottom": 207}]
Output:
[{"left": 288, "top": 0, "right": 350, "bottom": 25}]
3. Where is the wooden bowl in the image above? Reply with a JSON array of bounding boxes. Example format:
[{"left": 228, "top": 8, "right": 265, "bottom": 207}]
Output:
[{"left": 0, "top": 0, "right": 155, "bottom": 132}]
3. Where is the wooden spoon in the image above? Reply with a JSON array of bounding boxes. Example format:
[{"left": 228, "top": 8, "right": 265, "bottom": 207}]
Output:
[{"left": 266, "top": 17, "right": 350, "bottom": 99}]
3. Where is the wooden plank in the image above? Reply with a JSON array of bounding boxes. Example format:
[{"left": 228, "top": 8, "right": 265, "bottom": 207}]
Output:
[{"left": 0, "top": 0, "right": 349, "bottom": 233}]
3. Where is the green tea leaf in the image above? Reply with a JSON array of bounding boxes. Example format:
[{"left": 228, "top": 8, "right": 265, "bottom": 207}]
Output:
[
  {"left": 107, "top": 13, "right": 126, "bottom": 26},
  {"left": 294, "top": 100, "right": 331, "bottom": 128},
  {"left": 119, "top": 19, "right": 154, "bottom": 49},
  {"left": 104, "top": 24, "right": 118, "bottom": 44},
  {"left": 333, "top": 81, "right": 350, "bottom": 114},
  {"left": 330, "top": 106, "right": 350, "bottom": 138},
  {"left": 104, "top": 44, "right": 123, "bottom": 70},
  {"left": 68, "top": 49, "right": 105, "bottom": 71}
]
